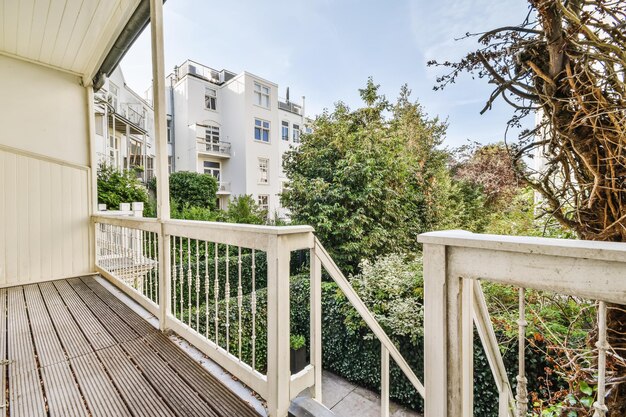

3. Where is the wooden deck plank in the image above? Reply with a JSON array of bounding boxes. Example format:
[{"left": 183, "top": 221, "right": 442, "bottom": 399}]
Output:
[
  {"left": 22, "top": 285, "right": 66, "bottom": 367},
  {"left": 52, "top": 280, "right": 117, "bottom": 350},
  {"left": 39, "top": 282, "right": 93, "bottom": 359},
  {"left": 22, "top": 285, "right": 90, "bottom": 417},
  {"left": 122, "top": 337, "right": 220, "bottom": 417},
  {"left": 7, "top": 287, "right": 46, "bottom": 417},
  {"left": 66, "top": 278, "right": 141, "bottom": 343},
  {"left": 40, "top": 362, "right": 89, "bottom": 417},
  {"left": 70, "top": 353, "right": 132, "bottom": 417},
  {"left": 143, "top": 332, "right": 261, "bottom": 417},
  {"left": 97, "top": 344, "right": 176, "bottom": 417},
  {"left": 81, "top": 277, "right": 157, "bottom": 337}
]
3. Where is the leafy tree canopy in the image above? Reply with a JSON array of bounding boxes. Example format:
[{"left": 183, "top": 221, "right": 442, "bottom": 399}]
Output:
[{"left": 282, "top": 79, "right": 448, "bottom": 274}]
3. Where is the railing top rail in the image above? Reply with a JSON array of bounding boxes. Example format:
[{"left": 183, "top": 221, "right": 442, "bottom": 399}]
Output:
[
  {"left": 314, "top": 237, "right": 426, "bottom": 398},
  {"left": 418, "top": 230, "right": 626, "bottom": 263},
  {"left": 92, "top": 213, "right": 161, "bottom": 233},
  {"left": 166, "top": 219, "right": 314, "bottom": 236}
]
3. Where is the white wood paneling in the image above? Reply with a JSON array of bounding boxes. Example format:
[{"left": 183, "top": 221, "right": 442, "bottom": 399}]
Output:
[
  {"left": 1, "top": 0, "right": 141, "bottom": 79},
  {"left": 0, "top": 147, "right": 91, "bottom": 286}
]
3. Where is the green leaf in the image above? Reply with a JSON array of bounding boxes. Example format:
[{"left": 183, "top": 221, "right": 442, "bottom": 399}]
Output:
[
  {"left": 579, "top": 381, "right": 593, "bottom": 396},
  {"left": 580, "top": 396, "right": 593, "bottom": 408}
]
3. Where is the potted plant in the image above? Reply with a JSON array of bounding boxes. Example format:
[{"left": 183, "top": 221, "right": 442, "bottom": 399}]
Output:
[{"left": 290, "top": 334, "right": 307, "bottom": 374}]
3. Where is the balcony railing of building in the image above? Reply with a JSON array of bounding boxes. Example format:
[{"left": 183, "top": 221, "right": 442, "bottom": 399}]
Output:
[
  {"left": 175, "top": 60, "right": 235, "bottom": 85},
  {"left": 91, "top": 211, "right": 625, "bottom": 417},
  {"left": 418, "top": 230, "right": 625, "bottom": 417},
  {"left": 217, "top": 181, "right": 231, "bottom": 194},
  {"left": 197, "top": 139, "right": 231, "bottom": 157},
  {"left": 278, "top": 99, "right": 303, "bottom": 116}
]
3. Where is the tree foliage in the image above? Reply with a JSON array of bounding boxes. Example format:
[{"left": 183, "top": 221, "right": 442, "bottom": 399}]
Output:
[
  {"left": 97, "top": 164, "right": 149, "bottom": 210},
  {"left": 429, "top": 0, "right": 626, "bottom": 413},
  {"left": 222, "top": 195, "right": 267, "bottom": 225},
  {"left": 168, "top": 171, "right": 218, "bottom": 210},
  {"left": 282, "top": 79, "right": 448, "bottom": 274}
]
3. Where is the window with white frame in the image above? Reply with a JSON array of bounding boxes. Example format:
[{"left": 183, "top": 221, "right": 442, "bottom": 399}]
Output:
[
  {"left": 205, "top": 125, "right": 220, "bottom": 151},
  {"left": 108, "top": 82, "right": 119, "bottom": 111},
  {"left": 281, "top": 121, "right": 289, "bottom": 141},
  {"left": 168, "top": 156, "right": 173, "bottom": 174},
  {"left": 254, "top": 118, "right": 270, "bottom": 142},
  {"left": 205, "top": 87, "right": 217, "bottom": 110},
  {"left": 167, "top": 119, "right": 172, "bottom": 143},
  {"left": 203, "top": 161, "right": 221, "bottom": 180},
  {"left": 257, "top": 194, "right": 269, "bottom": 212},
  {"left": 293, "top": 124, "right": 301, "bottom": 143},
  {"left": 258, "top": 158, "right": 269, "bottom": 184},
  {"left": 254, "top": 82, "right": 270, "bottom": 108}
]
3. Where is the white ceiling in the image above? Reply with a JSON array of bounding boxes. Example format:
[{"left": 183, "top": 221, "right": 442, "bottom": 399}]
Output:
[{"left": 0, "top": 0, "right": 141, "bottom": 79}]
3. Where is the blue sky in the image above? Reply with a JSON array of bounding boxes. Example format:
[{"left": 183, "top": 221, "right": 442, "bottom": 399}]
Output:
[{"left": 121, "top": 0, "right": 533, "bottom": 148}]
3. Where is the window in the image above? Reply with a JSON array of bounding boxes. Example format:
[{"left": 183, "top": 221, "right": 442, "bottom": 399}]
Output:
[
  {"left": 254, "top": 82, "right": 270, "bottom": 108},
  {"left": 107, "top": 82, "right": 119, "bottom": 111},
  {"left": 203, "top": 161, "right": 221, "bottom": 180},
  {"left": 168, "top": 156, "right": 173, "bottom": 174},
  {"left": 205, "top": 125, "right": 220, "bottom": 151},
  {"left": 281, "top": 121, "right": 289, "bottom": 141},
  {"left": 205, "top": 87, "right": 217, "bottom": 110},
  {"left": 257, "top": 195, "right": 269, "bottom": 212},
  {"left": 258, "top": 158, "right": 269, "bottom": 184},
  {"left": 305, "top": 126, "right": 313, "bottom": 134},
  {"left": 166, "top": 119, "right": 172, "bottom": 143},
  {"left": 293, "top": 124, "right": 301, "bottom": 143},
  {"left": 254, "top": 118, "right": 270, "bottom": 142}
]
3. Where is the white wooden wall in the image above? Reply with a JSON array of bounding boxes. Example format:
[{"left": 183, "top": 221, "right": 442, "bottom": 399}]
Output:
[{"left": 0, "top": 146, "right": 92, "bottom": 286}]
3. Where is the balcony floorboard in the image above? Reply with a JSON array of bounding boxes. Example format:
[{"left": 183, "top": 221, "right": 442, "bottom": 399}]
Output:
[{"left": 1, "top": 276, "right": 261, "bottom": 417}]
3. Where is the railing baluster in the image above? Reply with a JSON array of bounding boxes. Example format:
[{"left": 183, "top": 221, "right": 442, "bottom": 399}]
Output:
[
  {"left": 195, "top": 239, "right": 200, "bottom": 331},
  {"left": 187, "top": 237, "right": 192, "bottom": 327},
  {"left": 205, "top": 241, "right": 209, "bottom": 339},
  {"left": 225, "top": 244, "right": 230, "bottom": 353},
  {"left": 251, "top": 249, "right": 257, "bottom": 370},
  {"left": 179, "top": 236, "right": 184, "bottom": 321},
  {"left": 153, "top": 231, "right": 158, "bottom": 303},
  {"left": 237, "top": 246, "right": 243, "bottom": 360},
  {"left": 516, "top": 288, "right": 528, "bottom": 417},
  {"left": 214, "top": 242, "right": 219, "bottom": 346},
  {"left": 172, "top": 235, "right": 177, "bottom": 318},
  {"left": 593, "top": 301, "right": 608, "bottom": 417},
  {"left": 381, "top": 344, "right": 390, "bottom": 417}
]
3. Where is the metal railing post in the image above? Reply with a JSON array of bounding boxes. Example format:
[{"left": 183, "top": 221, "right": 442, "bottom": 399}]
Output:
[{"left": 266, "top": 234, "right": 292, "bottom": 417}]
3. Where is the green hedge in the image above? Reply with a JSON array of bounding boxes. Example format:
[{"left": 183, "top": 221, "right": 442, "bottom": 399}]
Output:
[
  {"left": 288, "top": 276, "right": 557, "bottom": 416},
  {"left": 175, "top": 274, "right": 557, "bottom": 416}
]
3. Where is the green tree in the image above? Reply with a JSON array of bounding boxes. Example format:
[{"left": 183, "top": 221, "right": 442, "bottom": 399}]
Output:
[
  {"left": 168, "top": 171, "right": 218, "bottom": 210},
  {"left": 282, "top": 80, "right": 448, "bottom": 274},
  {"left": 222, "top": 195, "right": 266, "bottom": 225},
  {"left": 97, "top": 164, "right": 149, "bottom": 210}
]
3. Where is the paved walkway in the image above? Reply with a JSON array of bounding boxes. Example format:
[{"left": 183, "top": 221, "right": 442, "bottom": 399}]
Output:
[{"left": 321, "top": 371, "right": 422, "bottom": 417}]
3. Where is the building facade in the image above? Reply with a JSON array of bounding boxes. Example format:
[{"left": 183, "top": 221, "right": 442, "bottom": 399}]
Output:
[
  {"left": 94, "top": 67, "right": 156, "bottom": 183},
  {"left": 166, "top": 59, "right": 308, "bottom": 218}
]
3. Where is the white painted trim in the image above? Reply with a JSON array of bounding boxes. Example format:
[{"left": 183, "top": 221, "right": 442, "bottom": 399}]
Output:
[
  {"left": 290, "top": 365, "right": 315, "bottom": 400},
  {"left": 0, "top": 143, "right": 89, "bottom": 172},
  {"left": 0, "top": 50, "right": 83, "bottom": 78},
  {"left": 96, "top": 266, "right": 160, "bottom": 317}
]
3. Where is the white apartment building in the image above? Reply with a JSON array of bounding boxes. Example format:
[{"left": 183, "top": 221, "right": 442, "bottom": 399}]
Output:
[
  {"left": 166, "top": 59, "right": 309, "bottom": 218},
  {"left": 94, "top": 67, "right": 156, "bottom": 182}
]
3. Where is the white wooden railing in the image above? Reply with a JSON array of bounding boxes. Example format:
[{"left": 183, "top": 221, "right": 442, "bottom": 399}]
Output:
[
  {"left": 418, "top": 230, "right": 626, "bottom": 417},
  {"left": 92, "top": 213, "right": 427, "bottom": 417}
]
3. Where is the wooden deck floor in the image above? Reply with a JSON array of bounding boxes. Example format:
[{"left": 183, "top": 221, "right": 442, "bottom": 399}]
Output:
[{"left": 1, "top": 276, "right": 261, "bottom": 417}]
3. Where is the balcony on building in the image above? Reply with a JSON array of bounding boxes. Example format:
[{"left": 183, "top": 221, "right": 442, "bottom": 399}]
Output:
[
  {"left": 174, "top": 59, "right": 236, "bottom": 85},
  {"left": 216, "top": 181, "right": 231, "bottom": 195},
  {"left": 278, "top": 98, "right": 303, "bottom": 116}
]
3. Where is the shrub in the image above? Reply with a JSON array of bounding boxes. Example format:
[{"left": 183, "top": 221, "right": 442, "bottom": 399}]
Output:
[
  {"left": 97, "top": 164, "right": 149, "bottom": 210},
  {"left": 222, "top": 195, "right": 267, "bottom": 225},
  {"left": 168, "top": 171, "right": 218, "bottom": 209}
]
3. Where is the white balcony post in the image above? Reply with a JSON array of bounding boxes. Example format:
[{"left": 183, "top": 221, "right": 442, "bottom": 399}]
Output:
[
  {"left": 423, "top": 243, "right": 448, "bottom": 417},
  {"left": 266, "top": 234, "right": 292, "bottom": 417},
  {"left": 150, "top": 0, "right": 171, "bottom": 330},
  {"left": 310, "top": 244, "right": 322, "bottom": 402}
]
